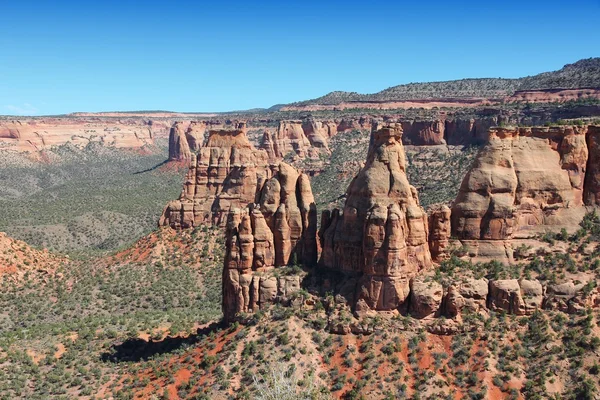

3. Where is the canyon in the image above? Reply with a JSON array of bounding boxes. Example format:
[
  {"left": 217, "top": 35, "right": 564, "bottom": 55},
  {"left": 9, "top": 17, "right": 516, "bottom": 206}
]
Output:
[
  {"left": 158, "top": 120, "right": 600, "bottom": 335},
  {"left": 1, "top": 57, "right": 600, "bottom": 400}
]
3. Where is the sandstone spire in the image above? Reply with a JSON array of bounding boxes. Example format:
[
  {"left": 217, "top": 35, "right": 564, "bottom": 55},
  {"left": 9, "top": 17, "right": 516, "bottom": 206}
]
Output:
[{"left": 319, "top": 123, "right": 432, "bottom": 313}]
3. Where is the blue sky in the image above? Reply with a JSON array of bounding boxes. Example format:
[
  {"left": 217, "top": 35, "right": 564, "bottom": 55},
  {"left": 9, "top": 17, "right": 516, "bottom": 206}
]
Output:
[{"left": 1, "top": 0, "right": 599, "bottom": 115}]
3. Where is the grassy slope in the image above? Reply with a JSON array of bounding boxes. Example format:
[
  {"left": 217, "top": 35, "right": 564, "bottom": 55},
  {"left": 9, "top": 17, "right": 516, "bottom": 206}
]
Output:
[
  {"left": 0, "top": 142, "right": 184, "bottom": 255},
  {"left": 0, "top": 227, "right": 223, "bottom": 398}
]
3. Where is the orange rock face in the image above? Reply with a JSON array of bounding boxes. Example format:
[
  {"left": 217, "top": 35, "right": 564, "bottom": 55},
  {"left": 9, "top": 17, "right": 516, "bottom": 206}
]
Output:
[
  {"left": 160, "top": 124, "right": 276, "bottom": 228},
  {"left": 0, "top": 118, "right": 168, "bottom": 152},
  {"left": 402, "top": 120, "right": 446, "bottom": 145},
  {"left": 168, "top": 121, "right": 208, "bottom": 161},
  {"left": 584, "top": 126, "right": 600, "bottom": 206},
  {"left": 260, "top": 119, "right": 337, "bottom": 160},
  {"left": 222, "top": 165, "right": 317, "bottom": 322},
  {"left": 428, "top": 205, "right": 451, "bottom": 262},
  {"left": 319, "top": 123, "right": 433, "bottom": 313},
  {"left": 452, "top": 125, "right": 592, "bottom": 242}
]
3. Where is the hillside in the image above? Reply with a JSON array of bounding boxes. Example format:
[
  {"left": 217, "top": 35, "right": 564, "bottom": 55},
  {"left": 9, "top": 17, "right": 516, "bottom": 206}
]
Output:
[
  {"left": 290, "top": 58, "right": 600, "bottom": 106},
  {"left": 0, "top": 142, "right": 184, "bottom": 255}
]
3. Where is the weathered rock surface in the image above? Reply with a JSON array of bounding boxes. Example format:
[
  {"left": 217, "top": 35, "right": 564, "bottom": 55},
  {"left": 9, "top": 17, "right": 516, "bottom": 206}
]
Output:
[
  {"left": 584, "top": 126, "right": 600, "bottom": 205},
  {"left": 0, "top": 118, "right": 168, "bottom": 153},
  {"left": 168, "top": 122, "right": 192, "bottom": 161},
  {"left": 409, "top": 278, "right": 443, "bottom": 319},
  {"left": 452, "top": 126, "right": 595, "bottom": 250},
  {"left": 319, "top": 123, "right": 433, "bottom": 313},
  {"left": 444, "top": 278, "right": 489, "bottom": 318},
  {"left": 168, "top": 121, "right": 209, "bottom": 161},
  {"left": 487, "top": 279, "right": 544, "bottom": 315},
  {"left": 160, "top": 124, "right": 276, "bottom": 228},
  {"left": 222, "top": 165, "right": 317, "bottom": 322},
  {"left": 428, "top": 205, "right": 451, "bottom": 262}
]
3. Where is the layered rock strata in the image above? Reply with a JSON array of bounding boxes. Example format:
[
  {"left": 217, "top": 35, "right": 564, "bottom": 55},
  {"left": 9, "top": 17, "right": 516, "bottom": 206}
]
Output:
[
  {"left": 160, "top": 124, "right": 276, "bottom": 228},
  {"left": 318, "top": 123, "right": 433, "bottom": 313},
  {"left": 222, "top": 166, "right": 318, "bottom": 322},
  {"left": 452, "top": 125, "right": 597, "bottom": 245},
  {"left": 0, "top": 118, "right": 167, "bottom": 152},
  {"left": 260, "top": 119, "right": 338, "bottom": 160}
]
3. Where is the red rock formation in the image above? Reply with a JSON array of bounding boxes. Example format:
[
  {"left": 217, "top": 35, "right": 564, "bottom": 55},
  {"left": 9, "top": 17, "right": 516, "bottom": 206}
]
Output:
[
  {"left": 168, "top": 122, "right": 192, "bottom": 161},
  {"left": 402, "top": 120, "right": 446, "bottom": 145},
  {"left": 428, "top": 205, "right": 451, "bottom": 262},
  {"left": 168, "top": 121, "right": 209, "bottom": 161},
  {"left": 301, "top": 119, "right": 337, "bottom": 150},
  {"left": 319, "top": 123, "right": 433, "bottom": 313},
  {"left": 271, "top": 120, "right": 311, "bottom": 159},
  {"left": 444, "top": 278, "right": 489, "bottom": 318},
  {"left": 160, "top": 124, "right": 276, "bottom": 228},
  {"left": 222, "top": 165, "right": 317, "bottom": 322},
  {"left": 452, "top": 125, "right": 591, "bottom": 244},
  {"left": 584, "top": 126, "right": 600, "bottom": 205},
  {"left": 0, "top": 118, "right": 166, "bottom": 152}
]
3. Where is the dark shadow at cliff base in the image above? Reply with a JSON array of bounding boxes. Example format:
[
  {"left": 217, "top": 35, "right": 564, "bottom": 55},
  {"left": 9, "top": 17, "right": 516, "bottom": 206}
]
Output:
[
  {"left": 302, "top": 267, "right": 359, "bottom": 310},
  {"left": 101, "top": 321, "right": 225, "bottom": 363},
  {"left": 133, "top": 159, "right": 170, "bottom": 175}
]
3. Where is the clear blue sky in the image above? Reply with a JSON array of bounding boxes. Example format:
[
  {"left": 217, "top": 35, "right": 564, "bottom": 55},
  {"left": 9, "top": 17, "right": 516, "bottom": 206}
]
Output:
[{"left": 1, "top": 0, "right": 599, "bottom": 115}]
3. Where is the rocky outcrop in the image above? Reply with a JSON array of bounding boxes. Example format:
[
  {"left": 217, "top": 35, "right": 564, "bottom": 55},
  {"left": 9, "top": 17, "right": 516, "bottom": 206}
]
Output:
[
  {"left": 402, "top": 120, "right": 446, "bottom": 145},
  {"left": 452, "top": 125, "right": 593, "bottom": 245},
  {"left": 487, "top": 279, "right": 543, "bottom": 315},
  {"left": 544, "top": 281, "right": 598, "bottom": 313},
  {"left": 428, "top": 205, "right": 451, "bottom": 262},
  {"left": 260, "top": 119, "right": 339, "bottom": 160},
  {"left": 319, "top": 123, "right": 433, "bottom": 313},
  {"left": 168, "top": 122, "right": 192, "bottom": 161},
  {"left": 444, "top": 278, "right": 489, "bottom": 318},
  {"left": 222, "top": 165, "right": 317, "bottom": 322},
  {"left": 160, "top": 124, "right": 276, "bottom": 228},
  {"left": 264, "top": 121, "right": 312, "bottom": 159},
  {"left": 409, "top": 278, "right": 443, "bottom": 319},
  {"left": 302, "top": 119, "right": 337, "bottom": 150},
  {"left": 0, "top": 118, "right": 166, "bottom": 152},
  {"left": 168, "top": 121, "right": 208, "bottom": 161},
  {"left": 584, "top": 126, "right": 600, "bottom": 205}
]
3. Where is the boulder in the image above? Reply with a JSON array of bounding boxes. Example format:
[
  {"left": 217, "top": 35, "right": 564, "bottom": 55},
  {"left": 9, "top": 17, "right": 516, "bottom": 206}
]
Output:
[
  {"left": 444, "top": 278, "right": 489, "bottom": 317},
  {"left": 409, "top": 278, "right": 443, "bottom": 319}
]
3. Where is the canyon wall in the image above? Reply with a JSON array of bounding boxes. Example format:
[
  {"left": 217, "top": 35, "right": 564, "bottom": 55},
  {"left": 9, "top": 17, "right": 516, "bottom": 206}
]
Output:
[
  {"left": 451, "top": 125, "right": 600, "bottom": 261},
  {"left": 219, "top": 123, "right": 600, "bottom": 327},
  {"left": 0, "top": 118, "right": 172, "bottom": 152}
]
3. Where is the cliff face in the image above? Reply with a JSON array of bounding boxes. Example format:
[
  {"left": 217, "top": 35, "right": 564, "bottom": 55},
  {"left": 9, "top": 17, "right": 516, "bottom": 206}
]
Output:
[
  {"left": 167, "top": 121, "right": 208, "bottom": 161},
  {"left": 318, "top": 123, "right": 433, "bottom": 313},
  {"left": 451, "top": 125, "right": 596, "bottom": 244},
  {"left": 160, "top": 124, "right": 276, "bottom": 228},
  {"left": 260, "top": 119, "right": 338, "bottom": 160},
  {"left": 222, "top": 164, "right": 317, "bottom": 322},
  {"left": 0, "top": 118, "right": 170, "bottom": 152}
]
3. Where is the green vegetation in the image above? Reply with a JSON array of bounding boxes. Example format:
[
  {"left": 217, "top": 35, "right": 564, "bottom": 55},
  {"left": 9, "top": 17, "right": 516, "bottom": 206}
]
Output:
[
  {"left": 292, "top": 58, "right": 600, "bottom": 106},
  {"left": 0, "top": 227, "right": 222, "bottom": 398},
  {"left": 310, "top": 129, "right": 369, "bottom": 210},
  {"left": 406, "top": 145, "right": 479, "bottom": 207},
  {"left": 0, "top": 142, "right": 184, "bottom": 255}
]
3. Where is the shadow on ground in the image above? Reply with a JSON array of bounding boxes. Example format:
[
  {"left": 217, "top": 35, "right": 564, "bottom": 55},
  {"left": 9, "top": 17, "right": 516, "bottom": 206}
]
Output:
[
  {"left": 132, "top": 159, "right": 170, "bottom": 175},
  {"left": 101, "top": 321, "right": 224, "bottom": 363}
]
